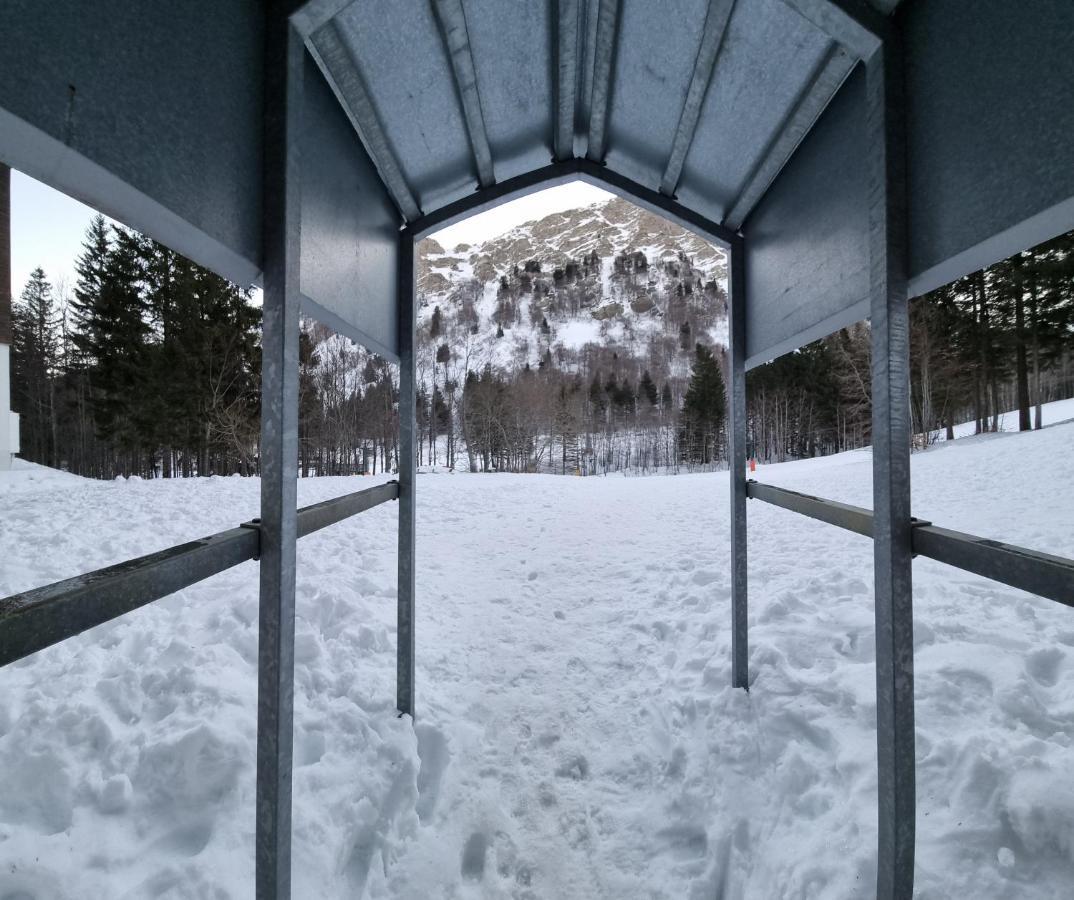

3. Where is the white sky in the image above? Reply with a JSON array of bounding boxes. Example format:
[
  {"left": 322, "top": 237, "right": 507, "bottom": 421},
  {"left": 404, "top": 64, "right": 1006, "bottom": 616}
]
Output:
[
  {"left": 7, "top": 172, "right": 614, "bottom": 300},
  {"left": 9, "top": 171, "right": 104, "bottom": 300}
]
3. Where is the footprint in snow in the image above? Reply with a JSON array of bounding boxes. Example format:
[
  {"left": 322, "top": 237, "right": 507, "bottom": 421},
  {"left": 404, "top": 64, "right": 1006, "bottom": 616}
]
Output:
[
  {"left": 554, "top": 754, "right": 589, "bottom": 781},
  {"left": 461, "top": 832, "right": 487, "bottom": 881},
  {"left": 1025, "top": 647, "right": 1064, "bottom": 687}
]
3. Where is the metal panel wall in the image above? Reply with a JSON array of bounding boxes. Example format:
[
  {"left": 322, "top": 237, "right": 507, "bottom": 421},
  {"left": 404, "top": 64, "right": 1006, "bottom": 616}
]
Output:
[
  {"left": 0, "top": 0, "right": 263, "bottom": 286},
  {"left": 741, "top": 1, "right": 1074, "bottom": 367},
  {"left": 741, "top": 65, "right": 867, "bottom": 368},
  {"left": 300, "top": 55, "right": 402, "bottom": 360},
  {"left": 904, "top": 0, "right": 1074, "bottom": 298}
]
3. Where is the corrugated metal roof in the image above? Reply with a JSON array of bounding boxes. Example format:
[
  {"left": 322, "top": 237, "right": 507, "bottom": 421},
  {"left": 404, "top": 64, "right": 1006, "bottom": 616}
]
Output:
[{"left": 309, "top": 0, "right": 897, "bottom": 229}]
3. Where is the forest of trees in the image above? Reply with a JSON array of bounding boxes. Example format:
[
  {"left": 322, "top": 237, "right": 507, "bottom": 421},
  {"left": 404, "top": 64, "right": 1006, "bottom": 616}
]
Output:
[
  {"left": 746, "top": 229, "right": 1074, "bottom": 462},
  {"left": 12, "top": 216, "right": 261, "bottom": 478},
  {"left": 9, "top": 215, "right": 1073, "bottom": 479}
]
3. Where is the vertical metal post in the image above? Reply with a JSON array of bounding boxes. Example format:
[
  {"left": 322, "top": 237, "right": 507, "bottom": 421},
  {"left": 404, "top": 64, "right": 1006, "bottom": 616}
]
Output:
[
  {"left": 728, "top": 235, "right": 748, "bottom": 689},
  {"left": 867, "top": 36, "right": 915, "bottom": 900},
  {"left": 397, "top": 231, "right": 417, "bottom": 717},
  {"left": 257, "top": 9, "right": 303, "bottom": 898}
]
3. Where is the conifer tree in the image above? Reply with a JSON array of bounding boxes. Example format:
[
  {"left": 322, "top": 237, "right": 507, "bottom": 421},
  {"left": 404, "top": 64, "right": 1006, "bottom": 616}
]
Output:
[
  {"left": 681, "top": 343, "right": 726, "bottom": 464},
  {"left": 89, "top": 226, "right": 151, "bottom": 465},
  {"left": 11, "top": 268, "right": 60, "bottom": 463},
  {"left": 68, "top": 215, "right": 112, "bottom": 368},
  {"left": 639, "top": 369, "right": 658, "bottom": 406}
]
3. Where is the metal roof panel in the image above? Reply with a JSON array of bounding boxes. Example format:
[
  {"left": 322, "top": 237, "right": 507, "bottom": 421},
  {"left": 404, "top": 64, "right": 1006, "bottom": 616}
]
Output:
[
  {"left": 602, "top": 0, "right": 711, "bottom": 192},
  {"left": 676, "top": 0, "right": 831, "bottom": 221},
  {"left": 335, "top": 0, "right": 478, "bottom": 211},
  {"left": 461, "top": 0, "right": 556, "bottom": 182}
]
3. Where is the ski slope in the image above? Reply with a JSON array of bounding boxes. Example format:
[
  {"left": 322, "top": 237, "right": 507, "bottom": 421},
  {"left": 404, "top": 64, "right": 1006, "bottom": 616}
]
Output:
[{"left": 1, "top": 416, "right": 1072, "bottom": 898}]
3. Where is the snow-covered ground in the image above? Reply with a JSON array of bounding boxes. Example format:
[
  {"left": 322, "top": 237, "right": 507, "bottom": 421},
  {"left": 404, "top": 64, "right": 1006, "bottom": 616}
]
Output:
[
  {"left": 0, "top": 457, "right": 87, "bottom": 495},
  {"left": 1, "top": 416, "right": 1073, "bottom": 898},
  {"left": 947, "top": 396, "right": 1074, "bottom": 439}
]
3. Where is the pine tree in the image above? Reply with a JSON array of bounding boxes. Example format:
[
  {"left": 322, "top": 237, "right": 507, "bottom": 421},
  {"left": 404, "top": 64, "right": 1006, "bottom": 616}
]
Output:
[
  {"left": 639, "top": 369, "right": 658, "bottom": 406},
  {"left": 11, "top": 268, "right": 60, "bottom": 463},
  {"left": 87, "top": 227, "right": 151, "bottom": 468},
  {"left": 681, "top": 343, "right": 726, "bottom": 464},
  {"left": 68, "top": 215, "right": 112, "bottom": 368},
  {"left": 589, "top": 373, "right": 606, "bottom": 416}
]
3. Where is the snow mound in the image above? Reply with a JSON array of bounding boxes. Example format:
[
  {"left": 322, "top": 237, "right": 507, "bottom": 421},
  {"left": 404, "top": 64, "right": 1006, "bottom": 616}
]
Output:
[{"left": 0, "top": 458, "right": 89, "bottom": 495}]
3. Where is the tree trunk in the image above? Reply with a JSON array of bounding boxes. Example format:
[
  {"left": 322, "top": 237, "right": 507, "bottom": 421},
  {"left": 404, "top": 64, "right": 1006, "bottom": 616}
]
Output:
[
  {"left": 1013, "top": 254, "right": 1031, "bottom": 431},
  {"left": 1028, "top": 265, "right": 1043, "bottom": 430}
]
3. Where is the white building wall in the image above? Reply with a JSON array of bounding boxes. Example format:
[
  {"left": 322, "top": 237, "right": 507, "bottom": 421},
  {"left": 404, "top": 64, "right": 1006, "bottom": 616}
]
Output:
[{"left": 0, "top": 342, "right": 13, "bottom": 469}]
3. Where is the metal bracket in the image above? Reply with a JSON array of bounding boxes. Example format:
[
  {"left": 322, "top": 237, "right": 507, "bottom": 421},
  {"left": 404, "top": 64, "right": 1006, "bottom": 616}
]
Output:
[
  {"left": 909, "top": 517, "right": 932, "bottom": 559},
  {"left": 240, "top": 517, "right": 262, "bottom": 561}
]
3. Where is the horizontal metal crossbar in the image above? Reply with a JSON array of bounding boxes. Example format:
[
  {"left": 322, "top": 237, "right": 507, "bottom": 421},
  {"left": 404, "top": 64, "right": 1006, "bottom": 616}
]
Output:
[
  {"left": 0, "top": 481, "right": 399, "bottom": 668},
  {"left": 747, "top": 480, "right": 1074, "bottom": 607},
  {"left": 405, "top": 157, "right": 739, "bottom": 248}
]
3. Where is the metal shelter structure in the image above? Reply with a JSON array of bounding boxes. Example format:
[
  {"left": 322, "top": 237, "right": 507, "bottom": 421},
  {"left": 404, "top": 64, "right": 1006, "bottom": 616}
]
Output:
[{"left": 1, "top": 1, "right": 1073, "bottom": 897}]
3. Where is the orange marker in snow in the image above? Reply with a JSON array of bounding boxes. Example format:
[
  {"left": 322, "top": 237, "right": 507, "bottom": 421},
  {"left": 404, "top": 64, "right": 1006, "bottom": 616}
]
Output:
[{"left": 749, "top": 457, "right": 757, "bottom": 473}]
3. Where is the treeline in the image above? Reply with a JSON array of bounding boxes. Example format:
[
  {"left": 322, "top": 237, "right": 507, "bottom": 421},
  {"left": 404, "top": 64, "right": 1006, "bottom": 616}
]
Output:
[
  {"left": 745, "top": 230, "right": 1074, "bottom": 462},
  {"left": 11, "top": 215, "right": 1073, "bottom": 480},
  {"left": 441, "top": 342, "right": 726, "bottom": 475},
  {"left": 12, "top": 215, "right": 261, "bottom": 478},
  {"left": 297, "top": 320, "right": 399, "bottom": 476}
]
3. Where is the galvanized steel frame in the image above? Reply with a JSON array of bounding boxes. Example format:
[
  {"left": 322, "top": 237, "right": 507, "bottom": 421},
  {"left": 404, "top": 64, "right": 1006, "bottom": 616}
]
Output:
[
  {"left": 407, "top": 157, "right": 738, "bottom": 247},
  {"left": 866, "top": 35, "right": 915, "bottom": 899},
  {"left": 746, "top": 482, "right": 1074, "bottom": 606},
  {"left": 729, "top": 236, "right": 749, "bottom": 690},
  {"left": 396, "top": 231, "right": 418, "bottom": 718},
  {"left": 2, "top": 3, "right": 1071, "bottom": 898},
  {"left": 0, "top": 482, "right": 399, "bottom": 668},
  {"left": 257, "top": 12, "right": 304, "bottom": 895}
]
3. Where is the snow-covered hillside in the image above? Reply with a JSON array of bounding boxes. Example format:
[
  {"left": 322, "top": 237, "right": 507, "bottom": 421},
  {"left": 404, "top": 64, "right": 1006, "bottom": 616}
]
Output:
[
  {"left": 416, "top": 196, "right": 728, "bottom": 376},
  {"left": 1, "top": 418, "right": 1073, "bottom": 897}
]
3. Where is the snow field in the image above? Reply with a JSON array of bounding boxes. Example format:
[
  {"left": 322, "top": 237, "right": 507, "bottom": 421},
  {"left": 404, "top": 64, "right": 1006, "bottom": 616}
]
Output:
[{"left": 0, "top": 417, "right": 1072, "bottom": 897}]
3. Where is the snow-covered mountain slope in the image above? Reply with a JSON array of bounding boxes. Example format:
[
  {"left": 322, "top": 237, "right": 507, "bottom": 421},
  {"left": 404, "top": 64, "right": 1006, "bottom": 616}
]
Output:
[
  {"left": 416, "top": 196, "right": 728, "bottom": 376},
  {"left": 1, "top": 414, "right": 1072, "bottom": 897}
]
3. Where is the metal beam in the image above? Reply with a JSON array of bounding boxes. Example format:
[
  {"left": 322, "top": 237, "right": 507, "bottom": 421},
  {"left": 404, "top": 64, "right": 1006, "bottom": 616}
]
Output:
[
  {"left": 432, "top": 0, "right": 495, "bottom": 188},
  {"left": 554, "top": 0, "right": 580, "bottom": 162},
  {"left": 585, "top": 0, "right": 620, "bottom": 162},
  {"left": 911, "top": 526, "right": 1074, "bottom": 609},
  {"left": 778, "top": 0, "right": 886, "bottom": 60},
  {"left": 290, "top": 0, "right": 355, "bottom": 37},
  {"left": 723, "top": 42, "right": 853, "bottom": 231},
  {"left": 0, "top": 164, "right": 10, "bottom": 348},
  {"left": 866, "top": 33, "right": 914, "bottom": 900},
  {"left": 747, "top": 482, "right": 1074, "bottom": 608},
  {"left": 296, "top": 481, "right": 398, "bottom": 537},
  {"left": 748, "top": 481, "right": 874, "bottom": 536},
  {"left": 660, "top": 0, "right": 735, "bottom": 198},
  {"left": 0, "top": 483, "right": 398, "bottom": 669},
  {"left": 308, "top": 20, "right": 422, "bottom": 221},
  {"left": 396, "top": 232, "right": 417, "bottom": 718},
  {"left": 0, "top": 527, "right": 258, "bottom": 668},
  {"left": 728, "top": 235, "right": 748, "bottom": 689},
  {"left": 258, "top": 10, "right": 304, "bottom": 896},
  {"left": 407, "top": 157, "right": 738, "bottom": 247}
]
